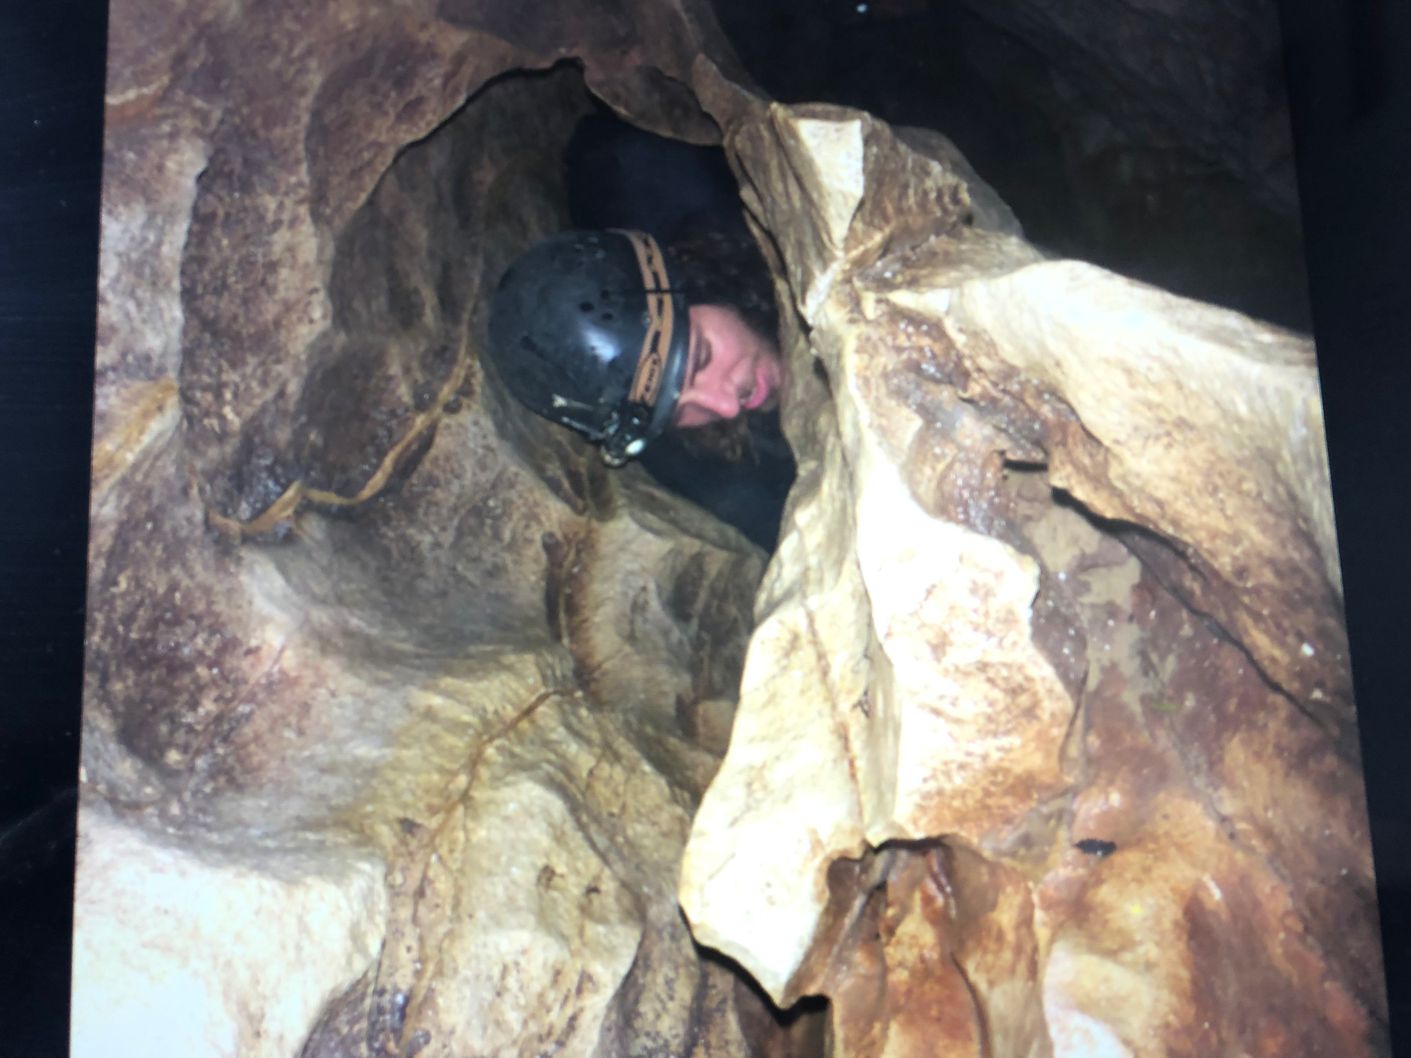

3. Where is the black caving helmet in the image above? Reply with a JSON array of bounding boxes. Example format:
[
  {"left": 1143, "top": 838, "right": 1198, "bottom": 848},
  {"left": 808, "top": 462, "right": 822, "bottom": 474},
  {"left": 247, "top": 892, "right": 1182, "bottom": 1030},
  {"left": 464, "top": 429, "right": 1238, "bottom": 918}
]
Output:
[{"left": 487, "top": 229, "right": 690, "bottom": 466}]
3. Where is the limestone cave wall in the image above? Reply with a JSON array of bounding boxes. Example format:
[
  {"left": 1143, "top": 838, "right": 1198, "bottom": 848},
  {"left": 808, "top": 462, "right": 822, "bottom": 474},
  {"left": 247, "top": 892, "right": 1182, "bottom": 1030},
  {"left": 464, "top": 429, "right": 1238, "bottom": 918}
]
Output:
[{"left": 75, "top": 0, "right": 1384, "bottom": 1055}]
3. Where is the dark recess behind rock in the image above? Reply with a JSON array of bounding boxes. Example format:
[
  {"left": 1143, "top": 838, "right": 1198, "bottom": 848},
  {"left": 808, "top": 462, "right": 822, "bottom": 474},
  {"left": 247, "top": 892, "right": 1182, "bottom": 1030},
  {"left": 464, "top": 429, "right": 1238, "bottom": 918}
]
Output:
[{"left": 707, "top": 0, "right": 1312, "bottom": 331}]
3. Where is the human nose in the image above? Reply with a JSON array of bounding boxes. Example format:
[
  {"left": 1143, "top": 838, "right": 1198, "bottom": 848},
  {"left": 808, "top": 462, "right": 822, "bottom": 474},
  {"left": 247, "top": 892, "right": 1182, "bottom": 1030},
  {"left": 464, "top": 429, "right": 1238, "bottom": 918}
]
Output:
[{"left": 682, "top": 381, "right": 742, "bottom": 421}]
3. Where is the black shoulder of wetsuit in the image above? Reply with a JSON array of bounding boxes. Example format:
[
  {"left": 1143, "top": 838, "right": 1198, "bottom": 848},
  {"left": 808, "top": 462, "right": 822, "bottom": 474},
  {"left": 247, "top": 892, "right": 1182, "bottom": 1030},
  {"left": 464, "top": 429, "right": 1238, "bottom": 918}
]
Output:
[{"left": 637, "top": 411, "right": 796, "bottom": 552}]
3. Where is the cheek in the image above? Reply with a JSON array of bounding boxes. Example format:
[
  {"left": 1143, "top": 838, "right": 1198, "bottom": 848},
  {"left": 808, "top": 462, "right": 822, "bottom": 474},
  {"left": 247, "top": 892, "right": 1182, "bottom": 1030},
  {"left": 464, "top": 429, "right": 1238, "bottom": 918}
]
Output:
[
  {"left": 744, "top": 325, "right": 776, "bottom": 370},
  {"left": 700, "top": 347, "right": 742, "bottom": 396}
]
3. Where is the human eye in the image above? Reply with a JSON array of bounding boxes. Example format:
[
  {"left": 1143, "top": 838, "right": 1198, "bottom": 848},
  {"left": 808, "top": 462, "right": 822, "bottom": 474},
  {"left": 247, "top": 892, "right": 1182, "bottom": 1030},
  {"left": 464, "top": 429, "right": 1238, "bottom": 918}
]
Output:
[{"left": 695, "top": 337, "right": 712, "bottom": 379}]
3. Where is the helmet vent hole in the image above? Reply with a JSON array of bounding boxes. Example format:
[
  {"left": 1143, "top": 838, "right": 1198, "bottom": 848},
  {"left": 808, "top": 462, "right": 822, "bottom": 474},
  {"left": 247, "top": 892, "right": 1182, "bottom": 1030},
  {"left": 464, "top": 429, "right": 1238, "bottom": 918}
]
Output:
[{"left": 580, "top": 301, "right": 594, "bottom": 312}]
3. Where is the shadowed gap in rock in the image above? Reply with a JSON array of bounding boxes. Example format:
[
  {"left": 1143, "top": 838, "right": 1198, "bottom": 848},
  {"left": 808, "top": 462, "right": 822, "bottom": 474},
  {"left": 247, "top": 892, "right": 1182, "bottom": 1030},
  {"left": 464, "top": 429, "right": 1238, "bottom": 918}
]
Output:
[{"left": 706, "top": 0, "right": 1312, "bottom": 331}]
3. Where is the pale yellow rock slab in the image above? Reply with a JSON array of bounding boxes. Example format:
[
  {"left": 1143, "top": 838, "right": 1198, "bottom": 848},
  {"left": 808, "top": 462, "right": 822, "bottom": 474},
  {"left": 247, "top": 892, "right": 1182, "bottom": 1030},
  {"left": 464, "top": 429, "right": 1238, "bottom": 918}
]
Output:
[
  {"left": 683, "top": 90, "right": 1374, "bottom": 1057},
  {"left": 681, "top": 101, "right": 1073, "bottom": 1009},
  {"left": 71, "top": 802, "right": 387, "bottom": 1058},
  {"left": 886, "top": 259, "right": 1345, "bottom": 718}
]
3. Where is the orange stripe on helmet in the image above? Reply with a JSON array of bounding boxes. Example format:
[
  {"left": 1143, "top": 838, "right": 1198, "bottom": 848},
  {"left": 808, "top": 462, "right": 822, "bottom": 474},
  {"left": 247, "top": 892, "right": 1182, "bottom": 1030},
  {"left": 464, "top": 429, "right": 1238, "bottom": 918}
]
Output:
[{"left": 616, "top": 229, "right": 675, "bottom": 408}]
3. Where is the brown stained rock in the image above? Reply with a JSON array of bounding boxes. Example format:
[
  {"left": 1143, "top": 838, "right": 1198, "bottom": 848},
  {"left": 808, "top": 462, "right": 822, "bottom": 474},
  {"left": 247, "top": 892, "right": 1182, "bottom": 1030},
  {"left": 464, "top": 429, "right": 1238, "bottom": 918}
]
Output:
[
  {"left": 94, "top": 110, "right": 209, "bottom": 436},
  {"left": 942, "top": 844, "right": 1051, "bottom": 1058},
  {"left": 793, "top": 844, "right": 1048, "bottom": 1058},
  {"left": 1030, "top": 537, "right": 1379, "bottom": 1056},
  {"left": 726, "top": 105, "right": 974, "bottom": 320},
  {"left": 179, "top": 43, "right": 587, "bottom": 524},
  {"left": 87, "top": 52, "right": 592, "bottom": 793},
  {"left": 354, "top": 663, "right": 788, "bottom": 1058},
  {"left": 679, "top": 94, "right": 1382, "bottom": 1057},
  {"left": 84, "top": 442, "right": 298, "bottom": 806},
  {"left": 595, "top": 903, "right": 809, "bottom": 1058},
  {"left": 80, "top": 1, "right": 790, "bottom": 1055},
  {"left": 814, "top": 848, "right": 990, "bottom": 1058},
  {"left": 1130, "top": 566, "right": 1381, "bottom": 1026},
  {"left": 678, "top": 405, "right": 883, "bottom": 1001},
  {"left": 892, "top": 125, "right": 1024, "bottom": 237},
  {"left": 839, "top": 377, "right": 1073, "bottom": 840},
  {"left": 925, "top": 262, "right": 1349, "bottom": 736},
  {"left": 303, "top": 20, "right": 518, "bottom": 235},
  {"left": 563, "top": 466, "right": 766, "bottom": 798},
  {"left": 679, "top": 130, "right": 1074, "bottom": 995},
  {"left": 368, "top": 696, "right": 649, "bottom": 1058}
]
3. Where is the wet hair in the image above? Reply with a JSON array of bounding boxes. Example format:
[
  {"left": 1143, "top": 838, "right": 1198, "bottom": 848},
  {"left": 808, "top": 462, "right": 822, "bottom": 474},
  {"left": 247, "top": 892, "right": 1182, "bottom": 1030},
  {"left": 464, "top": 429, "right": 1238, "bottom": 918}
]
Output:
[{"left": 667, "top": 230, "right": 780, "bottom": 344}]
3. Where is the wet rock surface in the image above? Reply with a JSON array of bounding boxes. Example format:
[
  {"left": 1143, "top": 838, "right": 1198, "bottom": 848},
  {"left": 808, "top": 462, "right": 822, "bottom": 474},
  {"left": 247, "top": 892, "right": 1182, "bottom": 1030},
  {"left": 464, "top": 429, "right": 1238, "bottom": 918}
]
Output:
[
  {"left": 81, "top": 1, "right": 795, "bottom": 1054},
  {"left": 679, "top": 65, "right": 1383, "bottom": 1056},
  {"left": 79, "top": 1, "right": 1382, "bottom": 1057}
]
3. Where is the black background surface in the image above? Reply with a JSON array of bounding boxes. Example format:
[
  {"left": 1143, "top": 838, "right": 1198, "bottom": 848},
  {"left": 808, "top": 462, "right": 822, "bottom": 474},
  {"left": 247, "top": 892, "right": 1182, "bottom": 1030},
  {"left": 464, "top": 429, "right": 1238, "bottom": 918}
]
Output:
[
  {"left": 0, "top": 0, "right": 105, "bottom": 1053},
  {"left": 0, "top": 0, "right": 1405, "bottom": 1052}
]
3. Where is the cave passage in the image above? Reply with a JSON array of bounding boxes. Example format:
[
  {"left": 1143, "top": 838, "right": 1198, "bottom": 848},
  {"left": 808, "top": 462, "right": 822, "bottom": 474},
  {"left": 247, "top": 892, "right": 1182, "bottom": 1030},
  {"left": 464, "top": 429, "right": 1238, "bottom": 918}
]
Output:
[
  {"left": 318, "top": 70, "right": 798, "bottom": 556},
  {"left": 257, "top": 61, "right": 798, "bottom": 671}
]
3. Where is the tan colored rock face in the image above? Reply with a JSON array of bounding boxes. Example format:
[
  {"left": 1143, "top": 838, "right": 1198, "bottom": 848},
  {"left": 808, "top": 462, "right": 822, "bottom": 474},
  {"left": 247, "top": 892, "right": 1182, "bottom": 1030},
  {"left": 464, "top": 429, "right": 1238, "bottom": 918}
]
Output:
[
  {"left": 71, "top": 803, "right": 388, "bottom": 1057},
  {"left": 80, "top": 2, "right": 803, "bottom": 1055},
  {"left": 80, "top": 2, "right": 1382, "bottom": 1057},
  {"left": 678, "top": 80, "right": 1384, "bottom": 1056}
]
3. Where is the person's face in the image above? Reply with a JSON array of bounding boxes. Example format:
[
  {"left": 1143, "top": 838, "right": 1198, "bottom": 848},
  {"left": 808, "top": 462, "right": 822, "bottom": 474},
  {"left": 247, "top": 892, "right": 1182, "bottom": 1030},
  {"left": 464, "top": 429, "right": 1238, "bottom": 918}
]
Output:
[{"left": 673, "top": 304, "right": 784, "bottom": 429}]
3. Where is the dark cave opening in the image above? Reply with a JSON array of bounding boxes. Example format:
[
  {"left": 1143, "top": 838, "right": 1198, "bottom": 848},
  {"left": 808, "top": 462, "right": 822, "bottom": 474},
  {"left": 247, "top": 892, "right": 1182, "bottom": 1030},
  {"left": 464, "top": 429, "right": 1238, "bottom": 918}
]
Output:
[
  {"left": 708, "top": 0, "right": 1312, "bottom": 331},
  {"left": 312, "top": 62, "right": 800, "bottom": 562}
]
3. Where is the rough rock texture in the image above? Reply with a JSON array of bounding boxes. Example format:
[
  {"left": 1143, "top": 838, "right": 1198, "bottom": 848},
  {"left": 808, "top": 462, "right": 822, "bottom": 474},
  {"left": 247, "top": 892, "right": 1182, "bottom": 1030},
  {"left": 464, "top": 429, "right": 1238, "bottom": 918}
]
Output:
[
  {"left": 80, "top": 0, "right": 1383, "bottom": 1056},
  {"left": 80, "top": 2, "right": 806, "bottom": 1056},
  {"left": 678, "top": 67, "right": 1384, "bottom": 1056},
  {"left": 71, "top": 802, "right": 387, "bottom": 1056}
]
